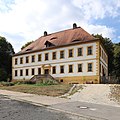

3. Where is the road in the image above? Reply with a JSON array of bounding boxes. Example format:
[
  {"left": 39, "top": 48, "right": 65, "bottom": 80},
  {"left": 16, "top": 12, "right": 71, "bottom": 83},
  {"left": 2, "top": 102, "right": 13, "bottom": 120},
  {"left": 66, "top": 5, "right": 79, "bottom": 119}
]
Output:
[{"left": 0, "top": 95, "right": 87, "bottom": 120}]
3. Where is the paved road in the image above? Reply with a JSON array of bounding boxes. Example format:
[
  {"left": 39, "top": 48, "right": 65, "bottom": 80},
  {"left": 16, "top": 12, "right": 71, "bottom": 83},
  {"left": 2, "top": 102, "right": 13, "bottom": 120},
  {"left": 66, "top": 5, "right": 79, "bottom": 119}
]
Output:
[
  {"left": 0, "top": 95, "right": 87, "bottom": 120},
  {"left": 51, "top": 101, "right": 120, "bottom": 120}
]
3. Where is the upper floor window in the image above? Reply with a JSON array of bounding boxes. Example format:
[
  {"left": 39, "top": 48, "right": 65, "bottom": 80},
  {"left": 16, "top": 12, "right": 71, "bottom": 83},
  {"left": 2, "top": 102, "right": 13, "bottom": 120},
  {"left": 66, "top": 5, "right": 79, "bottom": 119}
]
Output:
[
  {"left": 69, "top": 49, "right": 73, "bottom": 57},
  {"left": 60, "top": 65, "right": 64, "bottom": 73},
  {"left": 87, "top": 46, "right": 93, "bottom": 55},
  {"left": 26, "top": 69, "right": 29, "bottom": 76},
  {"left": 45, "top": 53, "right": 49, "bottom": 61},
  {"left": 32, "top": 55, "right": 35, "bottom": 62},
  {"left": 31, "top": 68, "right": 35, "bottom": 75},
  {"left": 52, "top": 66, "right": 56, "bottom": 74},
  {"left": 88, "top": 63, "right": 93, "bottom": 72},
  {"left": 20, "top": 57, "right": 23, "bottom": 64},
  {"left": 15, "top": 58, "right": 18, "bottom": 65},
  {"left": 60, "top": 50, "right": 64, "bottom": 59},
  {"left": 26, "top": 56, "right": 29, "bottom": 63},
  {"left": 69, "top": 65, "right": 73, "bottom": 73},
  {"left": 38, "top": 54, "right": 41, "bottom": 61},
  {"left": 78, "top": 48, "right": 83, "bottom": 56},
  {"left": 52, "top": 52, "right": 56, "bottom": 60},
  {"left": 20, "top": 69, "right": 23, "bottom": 76},
  {"left": 38, "top": 68, "right": 41, "bottom": 75},
  {"left": 78, "top": 64, "right": 82, "bottom": 72},
  {"left": 15, "top": 70, "right": 17, "bottom": 76}
]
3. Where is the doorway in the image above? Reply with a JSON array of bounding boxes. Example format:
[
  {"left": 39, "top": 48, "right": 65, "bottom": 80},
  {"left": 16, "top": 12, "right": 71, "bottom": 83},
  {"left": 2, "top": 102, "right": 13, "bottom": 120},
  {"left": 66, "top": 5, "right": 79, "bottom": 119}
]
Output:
[{"left": 44, "top": 69, "right": 49, "bottom": 74}]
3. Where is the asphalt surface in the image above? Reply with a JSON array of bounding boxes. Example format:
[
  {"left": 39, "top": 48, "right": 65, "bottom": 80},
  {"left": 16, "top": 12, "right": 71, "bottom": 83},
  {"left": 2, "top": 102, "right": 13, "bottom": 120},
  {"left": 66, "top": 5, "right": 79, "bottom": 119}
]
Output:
[
  {"left": 0, "top": 95, "right": 87, "bottom": 120},
  {"left": 51, "top": 101, "right": 120, "bottom": 120}
]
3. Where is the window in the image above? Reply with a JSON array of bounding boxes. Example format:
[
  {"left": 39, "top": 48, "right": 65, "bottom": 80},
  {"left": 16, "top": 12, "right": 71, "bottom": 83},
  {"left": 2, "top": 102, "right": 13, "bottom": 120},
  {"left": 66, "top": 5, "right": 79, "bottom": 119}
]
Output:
[
  {"left": 60, "top": 50, "right": 64, "bottom": 59},
  {"left": 26, "top": 69, "right": 29, "bottom": 76},
  {"left": 78, "top": 64, "right": 82, "bottom": 72},
  {"left": 15, "top": 70, "right": 17, "bottom": 76},
  {"left": 26, "top": 56, "right": 29, "bottom": 63},
  {"left": 69, "top": 49, "right": 73, "bottom": 57},
  {"left": 69, "top": 65, "right": 73, "bottom": 73},
  {"left": 38, "top": 68, "right": 41, "bottom": 75},
  {"left": 20, "top": 69, "right": 23, "bottom": 76},
  {"left": 32, "top": 55, "right": 35, "bottom": 62},
  {"left": 88, "top": 63, "right": 92, "bottom": 72},
  {"left": 31, "top": 68, "right": 35, "bottom": 75},
  {"left": 52, "top": 66, "right": 56, "bottom": 74},
  {"left": 60, "top": 65, "right": 64, "bottom": 73},
  {"left": 45, "top": 53, "right": 49, "bottom": 61},
  {"left": 15, "top": 58, "right": 18, "bottom": 65},
  {"left": 20, "top": 57, "right": 23, "bottom": 64},
  {"left": 52, "top": 52, "right": 56, "bottom": 60},
  {"left": 38, "top": 54, "right": 41, "bottom": 61},
  {"left": 87, "top": 46, "right": 92, "bottom": 55},
  {"left": 78, "top": 48, "right": 83, "bottom": 56}
]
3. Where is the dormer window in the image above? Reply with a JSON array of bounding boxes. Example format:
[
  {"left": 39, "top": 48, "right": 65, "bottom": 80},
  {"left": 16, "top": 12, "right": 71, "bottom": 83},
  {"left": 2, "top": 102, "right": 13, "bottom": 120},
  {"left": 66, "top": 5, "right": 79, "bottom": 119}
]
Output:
[
  {"left": 44, "top": 41, "right": 55, "bottom": 48},
  {"left": 72, "top": 39, "right": 81, "bottom": 42}
]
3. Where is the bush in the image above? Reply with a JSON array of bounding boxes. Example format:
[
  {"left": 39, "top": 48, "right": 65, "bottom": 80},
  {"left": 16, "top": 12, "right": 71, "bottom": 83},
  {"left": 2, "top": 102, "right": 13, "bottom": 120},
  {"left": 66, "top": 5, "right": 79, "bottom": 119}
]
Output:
[
  {"left": 1, "top": 82, "right": 15, "bottom": 86},
  {"left": 12, "top": 80, "right": 36, "bottom": 85}
]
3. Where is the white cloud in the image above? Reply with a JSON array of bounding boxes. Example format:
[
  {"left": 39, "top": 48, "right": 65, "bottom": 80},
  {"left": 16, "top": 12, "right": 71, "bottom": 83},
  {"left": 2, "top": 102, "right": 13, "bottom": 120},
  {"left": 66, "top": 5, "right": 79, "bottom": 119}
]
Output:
[
  {"left": 83, "top": 24, "right": 115, "bottom": 39},
  {"left": 0, "top": 0, "right": 119, "bottom": 52}
]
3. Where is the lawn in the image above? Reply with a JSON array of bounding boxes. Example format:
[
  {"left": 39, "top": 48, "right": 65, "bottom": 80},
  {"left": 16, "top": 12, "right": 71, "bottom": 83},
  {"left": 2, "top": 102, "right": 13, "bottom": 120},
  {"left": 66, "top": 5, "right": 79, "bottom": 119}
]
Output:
[{"left": 0, "top": 84, "right": 72, "bottom": 97}]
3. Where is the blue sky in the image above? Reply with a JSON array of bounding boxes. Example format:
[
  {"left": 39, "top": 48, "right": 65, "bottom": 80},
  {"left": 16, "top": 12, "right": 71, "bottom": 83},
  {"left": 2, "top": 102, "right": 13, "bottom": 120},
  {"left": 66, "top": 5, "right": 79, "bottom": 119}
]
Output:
[{"left": 0, "top": 0, "right": 120, "bottom": 52}]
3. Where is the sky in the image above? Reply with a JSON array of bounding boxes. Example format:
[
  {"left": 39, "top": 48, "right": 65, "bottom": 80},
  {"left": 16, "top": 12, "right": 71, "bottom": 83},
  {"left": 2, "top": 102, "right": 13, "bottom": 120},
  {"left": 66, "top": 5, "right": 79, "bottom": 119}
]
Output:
[{"left": 0, "top": 0, "right": 120, "bottom": 53}]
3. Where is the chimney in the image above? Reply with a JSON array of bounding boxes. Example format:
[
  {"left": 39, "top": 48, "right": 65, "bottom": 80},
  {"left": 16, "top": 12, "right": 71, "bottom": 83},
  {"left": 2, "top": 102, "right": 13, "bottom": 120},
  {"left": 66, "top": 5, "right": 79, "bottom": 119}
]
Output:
[
  {"left": 44, "top": 31, "right": 47, "bottom": 36},
  {"left": 73, "top": 23, "right": 77, "bottom": 29}
]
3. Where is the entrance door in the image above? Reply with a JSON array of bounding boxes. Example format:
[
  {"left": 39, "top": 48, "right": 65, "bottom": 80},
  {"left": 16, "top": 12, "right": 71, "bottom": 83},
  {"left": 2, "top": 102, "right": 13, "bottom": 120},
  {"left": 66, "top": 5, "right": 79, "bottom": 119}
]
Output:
[{"left": 44, "top": 69, "right": 49, "bottom": 74}]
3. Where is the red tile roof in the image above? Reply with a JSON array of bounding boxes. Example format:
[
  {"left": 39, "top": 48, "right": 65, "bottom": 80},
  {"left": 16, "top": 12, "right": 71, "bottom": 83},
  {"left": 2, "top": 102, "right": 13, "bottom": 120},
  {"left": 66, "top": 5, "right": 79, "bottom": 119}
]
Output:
[{"left": 15, "top": 26, "right": 97, "bottom": 56}]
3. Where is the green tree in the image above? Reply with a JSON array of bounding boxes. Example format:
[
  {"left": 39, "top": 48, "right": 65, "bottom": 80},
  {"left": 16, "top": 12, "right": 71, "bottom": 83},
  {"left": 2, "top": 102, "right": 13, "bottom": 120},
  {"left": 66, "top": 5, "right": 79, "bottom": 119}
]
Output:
[
  {"left": 0, "top": 36, "right": 15, "bottom": 81},
  {"left": 21, "top": 41, "right": 34, "bottom": 50},
  {"left": 113, "top": 43, "right": 120, "bottom": 76},
  {"left": 92, "top": 34, "right": 114, "bottom": 75}
]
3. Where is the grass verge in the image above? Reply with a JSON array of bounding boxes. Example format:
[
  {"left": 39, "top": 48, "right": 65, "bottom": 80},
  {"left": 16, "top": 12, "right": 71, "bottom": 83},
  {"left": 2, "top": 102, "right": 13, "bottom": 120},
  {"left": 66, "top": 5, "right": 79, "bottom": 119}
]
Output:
[{"left": 0, "top": 84, "right": 72, "bottom": 97}]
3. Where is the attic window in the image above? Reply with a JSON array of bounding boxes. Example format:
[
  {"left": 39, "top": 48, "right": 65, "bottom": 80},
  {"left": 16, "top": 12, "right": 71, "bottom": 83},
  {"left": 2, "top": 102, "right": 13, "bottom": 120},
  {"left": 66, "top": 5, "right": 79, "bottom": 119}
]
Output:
[
  {"left": 45, "top": 41, "right": 55, "bottom": 48},
  {"left": 26, "top": 48, "right": 32, "bottom": 51},
  {"left": 72, "top": 39, "right": 80, "bottom": 42},
  {"left": 50, "top": 37, "right": 57, "bottom": 40}
]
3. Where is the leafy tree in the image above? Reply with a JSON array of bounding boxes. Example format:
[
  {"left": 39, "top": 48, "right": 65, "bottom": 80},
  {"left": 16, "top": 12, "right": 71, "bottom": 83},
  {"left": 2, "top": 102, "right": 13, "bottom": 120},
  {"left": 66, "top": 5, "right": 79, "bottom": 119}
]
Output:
[
  {"left": 21, "top": 41, "right": 34, "bottom": 50},
  {"left": 113, "top": 43, "right": 120, "bottom": 76},
  {"left": 92, "top": 34, "right": 114, "bottom": 75},
  {"left": 0, "top": 36, "right": 15, "bottom": 81}
]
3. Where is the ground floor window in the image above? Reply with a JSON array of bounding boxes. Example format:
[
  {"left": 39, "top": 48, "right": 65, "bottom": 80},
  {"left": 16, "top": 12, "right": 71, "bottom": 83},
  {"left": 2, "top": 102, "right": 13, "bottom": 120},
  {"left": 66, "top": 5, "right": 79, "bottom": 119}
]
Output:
[
  {"left": 26, "top": 69, "right": 29, "bottom": 76},
  {"left": 15, "top": 70, "right": 17, "bottom": 76},
  {"left": 20, "top": 69, "right": 23, "bottom": 76},
  {"left": 38, "top": 68, "right": 41, "bottom": 75},
  {"left": 60, "top": 65, "right": 64, "bottom": 73},
  {"left": 78, "top": 64, "right": 82, "bottom": 72},
  {"left": 69, "top": 65, "right": 73, "bottom": 73},
  {"left": 88, "top": 63, "right": 93, "bottom": 72},
  {"left": 31, "top": 68, "right": 35, "bottom": 75},
  {"left": 52, "top": 66, "right": 56, "bottom": 74}
]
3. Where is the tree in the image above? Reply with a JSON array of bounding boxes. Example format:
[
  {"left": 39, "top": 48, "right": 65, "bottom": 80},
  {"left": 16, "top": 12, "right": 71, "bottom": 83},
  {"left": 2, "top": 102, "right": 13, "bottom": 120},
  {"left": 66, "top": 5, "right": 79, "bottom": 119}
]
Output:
[
  {"left": 92, "top": 34, "right": 114, "bottom": 75},
  {"left": 113, "top": 43, "right": 120, "bottom": 76},
  {"left": 0, "top": 36, "right": 15, "bottom": 81},
  {"left": 21, "top": 41, "right": 34, "bottom": 50}
]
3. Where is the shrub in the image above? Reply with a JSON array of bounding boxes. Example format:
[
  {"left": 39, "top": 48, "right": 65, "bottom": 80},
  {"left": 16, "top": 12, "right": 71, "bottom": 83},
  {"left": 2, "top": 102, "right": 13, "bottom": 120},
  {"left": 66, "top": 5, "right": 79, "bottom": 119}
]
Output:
[{"left": 1, "top": 82, "right": 15, "bottom": 86}]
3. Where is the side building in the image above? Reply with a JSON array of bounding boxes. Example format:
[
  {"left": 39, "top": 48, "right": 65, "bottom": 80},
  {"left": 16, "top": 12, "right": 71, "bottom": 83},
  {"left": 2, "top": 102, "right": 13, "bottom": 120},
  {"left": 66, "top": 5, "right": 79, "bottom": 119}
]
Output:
[{"left": 12, "top": 24, "right": 108, "bottom": 84}]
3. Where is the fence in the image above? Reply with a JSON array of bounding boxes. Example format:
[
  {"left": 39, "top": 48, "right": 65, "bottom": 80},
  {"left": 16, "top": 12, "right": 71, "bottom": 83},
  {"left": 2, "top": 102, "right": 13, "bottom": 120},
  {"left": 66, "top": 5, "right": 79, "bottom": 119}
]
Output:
[{"left": 100, "top": 76, "right": 120, "bottom": 84}]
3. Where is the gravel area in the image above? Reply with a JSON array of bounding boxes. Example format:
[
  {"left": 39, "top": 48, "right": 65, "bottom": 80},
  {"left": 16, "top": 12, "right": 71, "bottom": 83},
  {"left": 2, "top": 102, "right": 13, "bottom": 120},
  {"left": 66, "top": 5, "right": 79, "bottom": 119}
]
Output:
[{"left": 68, "top": 84, "right": 120, "bottom": 107}]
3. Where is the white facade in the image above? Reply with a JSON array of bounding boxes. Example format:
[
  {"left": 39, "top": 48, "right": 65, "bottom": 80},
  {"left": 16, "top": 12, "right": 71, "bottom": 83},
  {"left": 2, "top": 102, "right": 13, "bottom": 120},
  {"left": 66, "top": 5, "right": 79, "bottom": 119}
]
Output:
[{"left": 12, "top": 42, "right": 98, "bottom": 81}]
